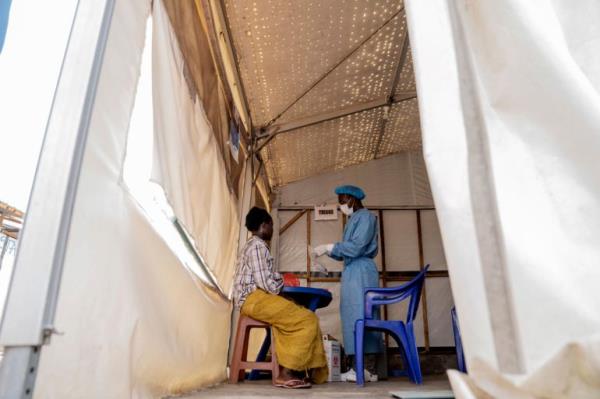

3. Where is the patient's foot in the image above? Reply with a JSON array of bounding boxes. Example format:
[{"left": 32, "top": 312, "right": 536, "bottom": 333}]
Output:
[
  {"left": 279, "top": 367, "right": 295, "bottom": 381},
  {"left": 274, "top": 367, "right": 311, "bottom": 389}
]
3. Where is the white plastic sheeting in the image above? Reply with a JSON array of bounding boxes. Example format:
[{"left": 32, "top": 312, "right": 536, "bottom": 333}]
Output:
[
  {"left": 33, "top": 1, "right": 232, "bottom": 397},
  {"left": 152, "top": 0, "right": 239, "bottom": 293},
  {"left": 313, "top": 282, "right": 343, "bottom": 344},
  {"left": 310, "top": 215, "right": 346, "bottom": 273},
  {"left": 420, "top": 210, "right": 447, "bottom": 271},
  {"left": 425, "top": 278, "right": 454, "bottom": 347},
  {"left": 275, "top": 151, "right": 433, "bottom": 207},
  {"left": 448, "top": 335, "right": 600, "bottom": 399},
  {"left": 382, "top": 210, "right": 420, "bottom": 271},
  {"left": 406, "top": 0, "right": 600, "bottom": 393},
  {"left": 277, "top": 210, "right": 383, "bottom": 274},
  {"left": 277, "top": 210, "right": 309, "bottom": 273}
]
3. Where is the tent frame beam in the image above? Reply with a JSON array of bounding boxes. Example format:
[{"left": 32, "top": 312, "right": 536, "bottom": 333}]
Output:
[
  {"left": 202, "top": 0, "right": 253, "bottom": 133},
  {"left": 254, "top": 91, "right": 416, "bottom": 153}
]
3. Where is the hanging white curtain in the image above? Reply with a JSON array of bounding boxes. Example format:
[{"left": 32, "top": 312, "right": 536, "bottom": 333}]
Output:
[
  {"left": 152, "top": 0, "right": 239, "bottom": 293},
  {"left": 406, "top": 0, "right": 600, "bottom": 396}
]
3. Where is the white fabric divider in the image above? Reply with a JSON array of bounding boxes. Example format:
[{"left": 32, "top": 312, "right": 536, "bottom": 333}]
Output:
[
  {"left": 382, "top": 210, "right": 420, "bottom": 271},
  {"left": 407, "top": 0, "right": 600, "bottom": 387},
  {"left": 425, "top": 278, "right": 454, "bottom": 347},
  {"left": 405, "top": 0, "right": 500, "bottom": 370},
  {"left": 310, "top": 216, "right": 345, "bottom": 273},
  {"left": 152, "top": 0, "right": 239, "bottom": 293},
  {"left": 312, "top": 282, "right": 343, "bottom": 343},
  {"left": 275, "top": 151, "right": 434, "bottom": 208},
  {"left": 420, "top": 210, "right": 447, "bottom": 271},
  {"left": 371, "top": 210, "right": 384, "bottom": 271},
  {"left": 33, "top": 1, "right": 232, "bottom": 397},
  {"left": 449, "top": 334, "right": 600, "bottom": 398},
  {"left": 409, "top": 150, "right": 434, "bottom": 206},
  {"left": 277, "top": 210, "right": 383, "bottom": 273},
  {"left": 277, "top": 210, "right": 308, "bottom": 272}
]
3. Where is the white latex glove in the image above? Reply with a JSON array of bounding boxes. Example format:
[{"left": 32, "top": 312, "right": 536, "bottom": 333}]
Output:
[{"left": 313, "top": 243, "right": 334, "bottom": 257}]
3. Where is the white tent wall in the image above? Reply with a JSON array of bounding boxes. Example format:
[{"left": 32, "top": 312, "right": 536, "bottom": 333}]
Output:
[
  {"left": 31, "top": 0, "right": 235, "bottom": 397},
  {"left": 276, "top": 151, "right": 433, "bottom": 207},
  {"left": 151, "top": 0, "right": 239, "bottom": 294},
  {"left": 274, "top": 152, "right": 454, "bottom": 350},
  {"left": 406, "top": 0, "right": 600, "bottom": 394}
]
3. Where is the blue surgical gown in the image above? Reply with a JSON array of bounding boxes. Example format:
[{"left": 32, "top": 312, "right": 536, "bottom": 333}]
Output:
[{"left": 330, "top": 208, "right": 382, "bottom": 355}]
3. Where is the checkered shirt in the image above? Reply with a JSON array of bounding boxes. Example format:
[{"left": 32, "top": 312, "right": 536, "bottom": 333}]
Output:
[{"left": 233, "top": 236, "right": 283, "bottom": 309}]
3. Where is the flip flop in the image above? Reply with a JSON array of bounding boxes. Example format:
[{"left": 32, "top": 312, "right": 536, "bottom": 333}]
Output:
[{"left": 273, "top": 379, "right": 312, "bottom": 389}]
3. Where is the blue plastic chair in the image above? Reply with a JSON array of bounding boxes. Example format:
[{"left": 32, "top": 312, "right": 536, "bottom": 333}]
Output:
[
  {"left": 355, "top": 265, "right": 429, "bottom": 386},
  {"left": 451, "top": 306, "right": 467, "bottom": 373}
]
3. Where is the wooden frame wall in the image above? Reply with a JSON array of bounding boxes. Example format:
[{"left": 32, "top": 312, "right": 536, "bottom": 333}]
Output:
[{"left": 277, "top": 206, "right": 450, "bottom": 351}]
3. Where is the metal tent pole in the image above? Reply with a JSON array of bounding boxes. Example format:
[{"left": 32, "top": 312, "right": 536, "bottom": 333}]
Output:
[{"left": 0, "top": 236, "right": 9, "bottom": 270}]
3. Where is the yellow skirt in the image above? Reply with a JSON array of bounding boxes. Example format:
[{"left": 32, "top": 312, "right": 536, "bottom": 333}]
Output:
[{"left": 241, "top": 289, "right": 328, "bottom": 383}]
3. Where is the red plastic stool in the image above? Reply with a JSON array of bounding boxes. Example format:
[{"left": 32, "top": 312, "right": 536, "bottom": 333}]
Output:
[{"left": 229, "top": 315, "right": 279, "bottom": 383}]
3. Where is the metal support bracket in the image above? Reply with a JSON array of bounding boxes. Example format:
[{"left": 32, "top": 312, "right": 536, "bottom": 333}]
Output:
[{"left": 374, "top": 27, "right": 411, "bottom": 159}]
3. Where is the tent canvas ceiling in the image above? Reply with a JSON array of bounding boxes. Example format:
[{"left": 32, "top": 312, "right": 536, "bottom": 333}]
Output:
[{"left": 222, "top": 0, "right": 421, "bottom": 187}]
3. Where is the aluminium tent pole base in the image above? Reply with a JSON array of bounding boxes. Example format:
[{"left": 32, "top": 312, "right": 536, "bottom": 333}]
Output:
[{"left": 0, "top": 347, "right": 41, "bottom": 397}]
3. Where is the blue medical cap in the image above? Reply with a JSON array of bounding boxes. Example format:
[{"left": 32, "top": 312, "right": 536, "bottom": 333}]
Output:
[{"left": 334, "top": 185, "right": 365, "bottom": 200}]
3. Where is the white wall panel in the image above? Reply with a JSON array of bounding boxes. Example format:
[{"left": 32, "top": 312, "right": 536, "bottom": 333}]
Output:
[
  {"left": 278, "top": 210, "right": 308, "bottom": 272},
  {"left": 311, "top": 217, "right": 344, "bottom": 272},
  {"left": 372, "top": 211, "right": 384, "bottom": 271},
  {"left": 426, "top": 278, "right": 455, "bottom": 347},
  {"left": 276, "top": 152, "right": 433, "bottom": 208},
  {"left": 383, "top": 211, "right": 420, "bottom": 271},
  {"left": 421, "top": 210, "right": 447, "bottom": 271},
  {"left": 312, "top": 282, "right": 343, "bottom": 343}
]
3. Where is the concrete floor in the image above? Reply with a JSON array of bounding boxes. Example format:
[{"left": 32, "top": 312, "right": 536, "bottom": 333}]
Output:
[{"left": 176, "top": 374, "right": 451, "bottom": 399}]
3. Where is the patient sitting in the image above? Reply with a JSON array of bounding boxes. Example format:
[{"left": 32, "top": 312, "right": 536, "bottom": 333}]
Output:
[{"left": 233, "top": 207, "right": 328, "bottom": 389}]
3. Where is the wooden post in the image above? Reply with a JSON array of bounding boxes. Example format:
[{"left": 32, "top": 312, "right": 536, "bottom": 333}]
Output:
[
  {"left": 378, "top": 210, "right": 390, "bottom": 350},
  {"left": 306, "top": 210, "right": 311, "bottom": 287},
  {"left": 416, "top": 210, "right": 430, "bottom": 351}
]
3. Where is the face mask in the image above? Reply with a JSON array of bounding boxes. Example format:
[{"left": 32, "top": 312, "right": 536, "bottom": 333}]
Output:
[{"left": 340, "top": 203, "right": 354, "bottom": 216}]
